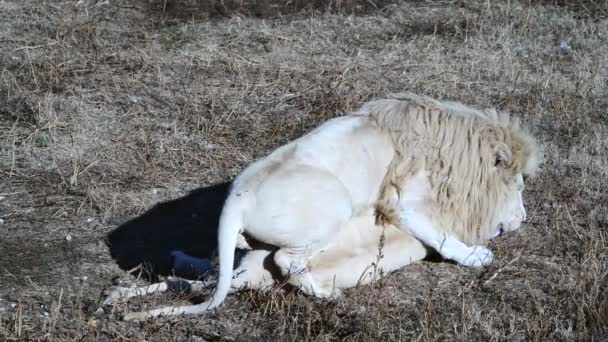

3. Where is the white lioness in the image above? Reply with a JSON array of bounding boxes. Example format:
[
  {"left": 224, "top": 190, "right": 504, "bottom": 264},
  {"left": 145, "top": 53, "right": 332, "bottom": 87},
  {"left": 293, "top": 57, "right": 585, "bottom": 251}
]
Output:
[{"left": 111, "top": 93, "right": 541, "bottom": 320}]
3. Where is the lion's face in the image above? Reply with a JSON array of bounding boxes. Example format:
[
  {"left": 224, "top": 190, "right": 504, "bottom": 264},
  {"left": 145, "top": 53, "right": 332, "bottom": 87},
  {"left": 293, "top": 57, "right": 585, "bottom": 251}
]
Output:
[
  {"left": 486, "top": 135, "right": 538, "bottom": 240},
  {"left": 490, "top": 173, "right": 527, "bottom": 238}
]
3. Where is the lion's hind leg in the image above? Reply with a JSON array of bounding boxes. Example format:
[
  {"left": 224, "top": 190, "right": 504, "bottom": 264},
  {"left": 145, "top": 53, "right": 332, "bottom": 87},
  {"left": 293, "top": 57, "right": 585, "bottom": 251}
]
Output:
[
  {"left": 306, "top": 212, "right": 428, "bottom": 296},
  {"left": 247, "top": 166, "right": 355, "bottom": 299},
  {"left": 274, "top": 247, "right": 342, "bottom": 299},
  {"left": 118, "top": 249, "right": 278, "bottom": 321},
  {"left": 103, "top": 278, "right": 215, "bottom": 306}
]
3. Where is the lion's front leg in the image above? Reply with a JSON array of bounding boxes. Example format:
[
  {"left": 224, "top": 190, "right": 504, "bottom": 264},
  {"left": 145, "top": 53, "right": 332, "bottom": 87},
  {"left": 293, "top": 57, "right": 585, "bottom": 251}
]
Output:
[
  {"left": 389, "top": 171, "right": 493, "bottom": 268},
  {"left": 399, "top": 208, "right": 493, "bottom": 267}
]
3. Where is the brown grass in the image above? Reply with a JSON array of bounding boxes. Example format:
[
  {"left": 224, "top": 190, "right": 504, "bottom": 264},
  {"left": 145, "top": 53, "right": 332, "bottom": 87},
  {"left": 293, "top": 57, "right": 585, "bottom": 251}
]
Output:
[{"left": 1, "top": 0, "right": 607, "bottom": 340}]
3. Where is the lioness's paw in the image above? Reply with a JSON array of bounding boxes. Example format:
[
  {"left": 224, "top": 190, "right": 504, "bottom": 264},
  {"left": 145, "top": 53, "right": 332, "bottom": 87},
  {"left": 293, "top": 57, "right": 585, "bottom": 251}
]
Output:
[{"left": 460, "top": 246, "right": 493, "bottom": 267}]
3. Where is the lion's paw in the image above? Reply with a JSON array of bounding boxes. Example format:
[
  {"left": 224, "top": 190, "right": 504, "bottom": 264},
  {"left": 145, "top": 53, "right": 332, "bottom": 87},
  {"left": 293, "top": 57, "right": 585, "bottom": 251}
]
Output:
[
  {"left": 123, "top": 311, "right": 151, "bottom": 322},
  {"left": 460, "top": 246, "right": 493, "bottom": 267},
  {"left": 102, "top": 287, "right": 133, "bottom": 306},
  {"left": 237, "top": 233, "right": 253, "bottom": 250}
]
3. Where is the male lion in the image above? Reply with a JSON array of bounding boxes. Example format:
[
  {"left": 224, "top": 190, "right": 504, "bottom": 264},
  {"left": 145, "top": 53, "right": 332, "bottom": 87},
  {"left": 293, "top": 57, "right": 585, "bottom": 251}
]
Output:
[{"left": 112, "top": 93, "right": 541, "bottom": 321}]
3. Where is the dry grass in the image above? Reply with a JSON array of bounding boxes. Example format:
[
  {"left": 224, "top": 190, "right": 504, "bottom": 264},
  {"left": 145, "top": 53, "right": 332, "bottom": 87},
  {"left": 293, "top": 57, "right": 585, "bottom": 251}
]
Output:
[{"left": 1, "top": 0, "right": 607, "bottom": 340}]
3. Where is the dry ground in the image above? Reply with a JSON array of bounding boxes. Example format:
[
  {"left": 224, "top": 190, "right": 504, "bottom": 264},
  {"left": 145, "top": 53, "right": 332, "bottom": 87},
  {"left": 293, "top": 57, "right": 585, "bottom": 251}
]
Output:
[{"left": 1, "top": 0, "right": 607, "bottom": 341}]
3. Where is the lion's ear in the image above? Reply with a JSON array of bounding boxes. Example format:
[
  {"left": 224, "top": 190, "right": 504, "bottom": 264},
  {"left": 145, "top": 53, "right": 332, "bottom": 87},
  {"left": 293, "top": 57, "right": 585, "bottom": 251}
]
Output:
[{"left": 494, "top": 143, "right": 512, "bottom": 169}]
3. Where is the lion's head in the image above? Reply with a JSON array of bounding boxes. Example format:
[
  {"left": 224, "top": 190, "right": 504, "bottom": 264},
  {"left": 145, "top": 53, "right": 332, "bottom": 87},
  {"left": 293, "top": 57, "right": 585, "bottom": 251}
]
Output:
[
  {"left": 361, "top": 93, "right": 542, "bottom": 244},
  {"left": 477, "top": 122, "right": 541, "bottom": 240}
]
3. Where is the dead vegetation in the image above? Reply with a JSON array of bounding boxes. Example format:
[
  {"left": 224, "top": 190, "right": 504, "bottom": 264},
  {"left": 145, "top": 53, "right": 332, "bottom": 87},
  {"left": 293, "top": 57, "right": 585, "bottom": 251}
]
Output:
[{"left": 0, "top": 0, "right": 607, "bottom": 340}]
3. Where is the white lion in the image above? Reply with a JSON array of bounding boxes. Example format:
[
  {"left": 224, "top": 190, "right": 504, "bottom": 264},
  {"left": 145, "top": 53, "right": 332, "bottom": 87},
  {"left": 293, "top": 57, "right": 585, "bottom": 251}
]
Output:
[{"left": 108, "top": 93, "right": 541, "bottom": 321}]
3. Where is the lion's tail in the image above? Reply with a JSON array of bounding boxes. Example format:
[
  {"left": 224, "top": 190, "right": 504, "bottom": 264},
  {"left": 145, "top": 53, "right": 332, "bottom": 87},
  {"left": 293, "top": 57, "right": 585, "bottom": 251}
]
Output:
[{"left": 201, "top": 189, "right": 248, "bottom": 312}]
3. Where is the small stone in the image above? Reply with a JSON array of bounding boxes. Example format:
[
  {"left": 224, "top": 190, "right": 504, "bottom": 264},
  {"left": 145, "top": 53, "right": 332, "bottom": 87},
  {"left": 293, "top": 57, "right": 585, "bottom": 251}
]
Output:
[{"left": 128, "top": 95, "right": 142, "bottom": 104}]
